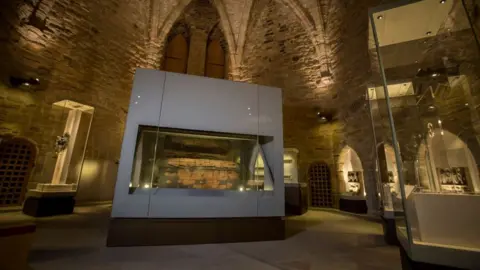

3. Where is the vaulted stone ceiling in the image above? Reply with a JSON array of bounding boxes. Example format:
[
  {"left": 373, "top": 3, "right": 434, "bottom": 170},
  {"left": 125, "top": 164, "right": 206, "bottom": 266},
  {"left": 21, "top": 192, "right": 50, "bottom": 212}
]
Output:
[{"left": 146, "top": 0, "right": 341, "bottom": 110}]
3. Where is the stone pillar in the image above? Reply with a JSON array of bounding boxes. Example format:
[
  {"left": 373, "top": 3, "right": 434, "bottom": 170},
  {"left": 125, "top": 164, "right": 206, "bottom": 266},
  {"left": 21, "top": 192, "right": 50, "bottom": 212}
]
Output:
[{"left": 187, "top": 30, "right": 208, "bottom": 76}]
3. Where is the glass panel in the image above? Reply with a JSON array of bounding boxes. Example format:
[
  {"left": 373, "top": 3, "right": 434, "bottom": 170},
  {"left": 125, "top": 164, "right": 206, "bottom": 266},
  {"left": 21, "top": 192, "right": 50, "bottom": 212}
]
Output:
[
  {"left": 33, "top": 100, "right": 94, "bottom": 193},
  {"left": 129, "top": 126, "right": 273, "bottom": 193},
  {"left": 371, "top": 0, "right": 480, "bottom": 252}
]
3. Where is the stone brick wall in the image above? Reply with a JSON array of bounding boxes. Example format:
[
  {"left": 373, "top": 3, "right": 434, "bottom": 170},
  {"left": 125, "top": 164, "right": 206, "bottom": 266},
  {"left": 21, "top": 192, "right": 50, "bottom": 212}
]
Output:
[{"left": 0, "top": 0, "right": 150, "bottom": 202}]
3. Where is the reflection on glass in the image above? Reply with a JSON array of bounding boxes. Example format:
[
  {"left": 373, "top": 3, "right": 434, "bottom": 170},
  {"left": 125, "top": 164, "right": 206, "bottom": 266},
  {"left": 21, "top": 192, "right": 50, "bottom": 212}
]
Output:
[
  {"left": 370, "top": 0, "right": 480, "bottom": 253},
  {"left": 129, "top": 126, "right": 273, "bottom": 193}
]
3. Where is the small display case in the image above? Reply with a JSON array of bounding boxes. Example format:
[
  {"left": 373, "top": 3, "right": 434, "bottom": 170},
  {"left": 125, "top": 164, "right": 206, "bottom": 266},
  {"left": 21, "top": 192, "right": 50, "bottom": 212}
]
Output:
[{"left": 22, "top": 100, "right": 94, "bottom": 217}]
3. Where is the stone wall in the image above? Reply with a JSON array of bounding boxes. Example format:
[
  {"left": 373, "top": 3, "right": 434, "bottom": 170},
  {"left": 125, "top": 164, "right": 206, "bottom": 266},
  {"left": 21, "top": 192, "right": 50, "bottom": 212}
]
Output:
[{"left": 0, "top": 0, "right": 150, "bottom": 202}]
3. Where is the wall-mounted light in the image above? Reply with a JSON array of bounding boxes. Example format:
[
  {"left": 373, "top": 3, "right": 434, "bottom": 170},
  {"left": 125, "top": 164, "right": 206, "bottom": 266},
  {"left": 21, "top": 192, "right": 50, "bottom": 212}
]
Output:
[
  {"left": 440, "top": 0, "right": 446, "bottom": 4},
  {"left": 426, "top": 31, "right": 432, "bottom": 36},
  {"left": 9, "top": 76, "right": 41, "bottom": 89},
  {"left": 377, "top": 15, "right": 383, "bottom": 20}
]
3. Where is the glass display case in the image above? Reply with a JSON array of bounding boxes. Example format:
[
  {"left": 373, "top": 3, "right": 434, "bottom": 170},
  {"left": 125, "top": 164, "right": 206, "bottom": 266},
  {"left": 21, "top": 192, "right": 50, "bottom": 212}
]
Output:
[
  {"left": 22, "top": 100, "right": 94, "bottom": 217},
  {"left": 369, "top": 0, "right": 480, "bottom": 268},
  {"left": 128, "top": 126, "right": 273, "bottom": 194}
]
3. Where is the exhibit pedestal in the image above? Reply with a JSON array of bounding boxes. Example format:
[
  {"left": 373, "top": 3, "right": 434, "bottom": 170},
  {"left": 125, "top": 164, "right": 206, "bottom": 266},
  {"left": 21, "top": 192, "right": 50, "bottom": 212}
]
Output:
[
  {"left": 399, "top": 245, "right": 464, "bottom": 270},
  {"left": 106, "top": 216, "right": 285, "bottom": 246},
  {"left": 22, "top": 190, "right": 76, "bottom": 217},
  {"left": 285, "top": 183, "right": 308, "bottom": 215},
  {"left": 339, "top": 196, "right": 367, "bottom": 214},
  {"left": 381, "top": 212, "right": 399, "bottom": 246}
]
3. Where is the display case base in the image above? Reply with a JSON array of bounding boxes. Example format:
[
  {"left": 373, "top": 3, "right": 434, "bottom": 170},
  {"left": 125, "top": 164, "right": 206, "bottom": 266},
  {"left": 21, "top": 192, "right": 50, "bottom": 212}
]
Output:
[
  {"left": 107, "top": 216, "right": 285, "bottom": 246},
  {"left": 339, "top": 197, "right": 367, "bottom": 214},
  {"left": 285, "top": 183, "right": 308, "bottom": 215},
  {"left": 381, "top": 216, "right": 399, "bottom": 246},
  {"left": 22, "top": 191, "right": 76, "bottom": 217},
  {"left": 400, "top": 244, "right": 464, "bottom": 270}
]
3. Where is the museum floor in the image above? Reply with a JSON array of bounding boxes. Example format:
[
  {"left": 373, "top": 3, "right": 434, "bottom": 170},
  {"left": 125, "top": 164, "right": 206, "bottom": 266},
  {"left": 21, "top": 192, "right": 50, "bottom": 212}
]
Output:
[{"left": 13, "top": 205, "right": 401, "bottom": 269}]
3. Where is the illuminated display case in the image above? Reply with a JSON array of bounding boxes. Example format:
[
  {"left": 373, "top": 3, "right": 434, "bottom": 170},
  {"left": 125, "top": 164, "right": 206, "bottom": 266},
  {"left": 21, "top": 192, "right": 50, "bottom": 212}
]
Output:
[
  {"left": 128, "top": 126, "right": 272, "bottom": 193},
  {"left": 369, "top": 0, "right": 480, "bottom": 268},
  {"left": 22, "top": 100, "right": 94, "bottom": 217},
  {"left": 108, "top": 69, "right": 284, "bottom": 246},
  {"left": 337, "top": 146, "right": 368, "bottom": 213}
]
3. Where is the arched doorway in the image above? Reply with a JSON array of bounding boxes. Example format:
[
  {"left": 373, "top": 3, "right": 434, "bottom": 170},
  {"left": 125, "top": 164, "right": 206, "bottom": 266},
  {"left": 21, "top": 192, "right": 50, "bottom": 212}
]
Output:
[
  {"left": 417, "top": 129, "right": 479, "bottom": 193},
  {"left": 337, "top": 146, "right": 367, "bottom": 213},
  {"left": 308, "top": 162, "right": 332, "bottom": 207},
  {"left": 0, "top": 137, "right": 36, "bottom": 207}
]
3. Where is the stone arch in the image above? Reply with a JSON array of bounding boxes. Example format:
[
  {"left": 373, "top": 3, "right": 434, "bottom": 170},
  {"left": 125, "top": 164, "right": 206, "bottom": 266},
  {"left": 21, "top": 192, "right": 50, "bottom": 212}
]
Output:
[
  {"left": 237, "top": 0, "right": 320, "bottom": 68},
  {"left": 157, "top": 0, "right": 236, "bottom": 69},
  {"left": 417, "top": 129, "right": 480, "bottom": 193},
  {"left": 163, "top": 34, "right": 189, "bottom": 73},
  {"left": 336, "top": 145, "right": 365, "bottom": 196},
  {"left": 0, "top": 135, "right": 38, "bottom": 207}
]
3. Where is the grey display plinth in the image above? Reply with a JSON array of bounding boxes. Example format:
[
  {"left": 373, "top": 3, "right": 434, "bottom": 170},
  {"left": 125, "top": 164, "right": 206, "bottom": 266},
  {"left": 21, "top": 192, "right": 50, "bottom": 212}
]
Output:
[
  {"left": 285, "top": 183, "right": 308, "bottom": 215},
  {"left": 22, "top": 190, "right": 76, "bottom": 217},
  {"left": 107, "top": 217, "right": 285, "bottom": 246}
]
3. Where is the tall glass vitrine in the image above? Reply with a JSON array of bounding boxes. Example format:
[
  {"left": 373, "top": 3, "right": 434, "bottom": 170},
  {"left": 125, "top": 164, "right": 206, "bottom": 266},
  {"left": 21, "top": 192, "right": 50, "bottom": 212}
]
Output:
[{"left": 369, "top": 0, "right": 480, "bottom": 268}]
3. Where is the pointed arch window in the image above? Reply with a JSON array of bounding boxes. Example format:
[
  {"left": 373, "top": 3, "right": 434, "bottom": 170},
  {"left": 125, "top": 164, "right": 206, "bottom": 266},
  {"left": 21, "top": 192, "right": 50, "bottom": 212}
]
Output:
[
  {"left": 163, "top": 34, "right": 188, "bottom": 74},
  {"left": 205, "top": 40, "right": 225, "bottom": 79}
]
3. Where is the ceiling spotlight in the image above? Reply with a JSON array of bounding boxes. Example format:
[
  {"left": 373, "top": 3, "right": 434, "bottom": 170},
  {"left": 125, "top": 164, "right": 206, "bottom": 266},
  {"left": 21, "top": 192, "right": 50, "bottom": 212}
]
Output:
[
  {"left": 428, "top": 105, "right": 436, "bottom": 111},
  {"left": 465, "top": 103, "right": 469, "bottom": 106},
  {"left": 23, "top": 82, "right": 30, "bottom": 86},
  {"left": 35, "top": 78, "right": 40, "bottom": 82},
  {"left": 440, "top": 0, "right": 446, "bottom": 3},
  {"left": 377, "top": 15, "right": 384, "bottom": 20},
  {"left": 317, "top": 112, "right": 321, "bottom": 115},
  {"left": 431, "top": 73, "right": 439, "bottom": 77},
  {"left": 426, "top": 31, "right": 432, "bottom": 36}
]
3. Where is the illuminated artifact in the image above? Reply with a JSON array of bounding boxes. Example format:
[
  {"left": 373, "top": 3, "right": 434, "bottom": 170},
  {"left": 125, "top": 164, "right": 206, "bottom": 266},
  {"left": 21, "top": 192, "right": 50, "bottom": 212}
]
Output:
[{"left": 54, "top": 133, "right": 70, "bottom": 156}]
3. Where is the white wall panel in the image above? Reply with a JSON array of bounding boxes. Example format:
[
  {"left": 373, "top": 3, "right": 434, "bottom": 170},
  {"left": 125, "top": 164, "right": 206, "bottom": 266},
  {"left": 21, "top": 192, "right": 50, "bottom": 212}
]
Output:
[
  {"left": 111, "top": 69, "right": 284, "bottom": 218},
  {"left": 111, "top": 69, "right": 165, "bottom": 217},
  {"left": 159, "top": 72, "right": 259, "bottom": 135}
]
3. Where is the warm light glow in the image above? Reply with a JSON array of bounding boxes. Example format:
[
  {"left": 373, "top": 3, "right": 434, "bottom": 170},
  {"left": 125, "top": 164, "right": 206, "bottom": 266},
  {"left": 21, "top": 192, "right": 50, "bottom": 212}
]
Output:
[
  {"left": 248, "top": 107, "right": 251, "bottom": 110},
  {"left": 432, "top": 73, "right": 439, "bottom": 77},
  {"left": 441, "top": 130, "right": 444, "bottom": 135},
  {"left": 239, "top": 186, "right": 244, "bottom": 192},
  {"left": 377, "top": 15, "right": 383, "bottom": 20},
  {"left": 129, "top": 183, "right": 132, "bottom": 187},
  {"left": 440, "top": 0, "right": 446, "bottom": 3},
  {"left": 144, "top": 184, "right": 150, "bottom": 188},
  {"left": 438, "top": 119, "right": 442, "bottom": 124}
]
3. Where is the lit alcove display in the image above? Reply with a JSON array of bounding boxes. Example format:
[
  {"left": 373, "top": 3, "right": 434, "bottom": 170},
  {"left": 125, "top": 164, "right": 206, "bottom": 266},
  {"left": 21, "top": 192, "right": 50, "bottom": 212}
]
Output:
[
  {"left": 338, "top": 146, "right": 365, "bottom": 197},
  {"left": 129, "top": 126, "right": 274, "bottom": 193},
  {"left": 283, "top": 148, "right": 299, "bottom": 184},
  {"left": 417, "top": 128, "right": 479, "bottom": 193}
]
